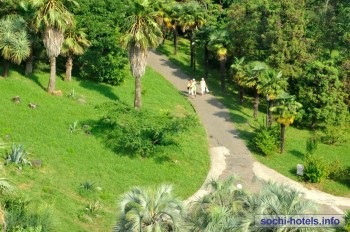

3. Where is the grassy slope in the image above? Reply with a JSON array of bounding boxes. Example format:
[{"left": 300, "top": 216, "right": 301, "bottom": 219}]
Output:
[
  {"left": 0, "top": 67, "right": 209, "bottom": 231},
  {"left": 157, "top": 38, "right": 350, "bottom": 197}
]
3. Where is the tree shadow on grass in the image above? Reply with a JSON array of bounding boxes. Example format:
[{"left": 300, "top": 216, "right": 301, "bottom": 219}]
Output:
[
  {"left": 290, "top": 149, "right": 305, "bottom": 160},
  {"left": 25, "top": 73, "right": 46, "bottom": 91},
  {"left": 79, "top": 80, "right": 119, "bottom": 100}
]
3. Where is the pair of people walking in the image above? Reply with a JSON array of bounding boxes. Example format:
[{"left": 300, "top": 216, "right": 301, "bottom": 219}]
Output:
[{"left": 187, "top": 78, "right": 209, "bottom": 97}]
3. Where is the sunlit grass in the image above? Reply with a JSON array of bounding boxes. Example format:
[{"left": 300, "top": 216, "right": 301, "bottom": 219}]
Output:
[{"left": 0, "top": 67, "right": 209, "bottom": 231}]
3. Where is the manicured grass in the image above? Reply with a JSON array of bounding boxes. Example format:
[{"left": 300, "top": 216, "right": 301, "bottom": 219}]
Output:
[
  {"left": 158, "top": 38, "right": 350, "bottom": 197},
  {"left": 0, "top": 67, "right": 209, "bottom": 231}
]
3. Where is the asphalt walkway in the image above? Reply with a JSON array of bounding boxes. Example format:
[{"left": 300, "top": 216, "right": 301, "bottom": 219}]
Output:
[{"left": 147, "top": 50, "right": 350, "bottom": 214}]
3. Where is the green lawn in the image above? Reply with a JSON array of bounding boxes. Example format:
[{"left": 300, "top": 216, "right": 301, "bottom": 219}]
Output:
[
  {"left": 0, "top": 67, "right": 209, "bottom": 231},
  {"left": 158, "top": 38, "right": 350, "bottom": 197}
]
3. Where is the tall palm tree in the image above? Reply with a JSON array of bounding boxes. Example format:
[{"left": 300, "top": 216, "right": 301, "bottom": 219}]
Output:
[
  {"left": 258, "top": 70, "right": 288, "bottom": 127},
  {"left": 120, "top": 0, "right": 162, "bottom": 109},
  {"left": 177, "top": 1, "right": 205, "bottom": 71},
  {"left": 61, "top": 26, "right": 90, "bottom": 81},
  {"left": 270, "top": 94, "right": 302, "bottom": 153},
  {"left": 114, "top": 185, "right": 184, "bottom": 232},
  {"left": 30, "top": 0, "right": 75, "bottom": 93},
  {"left": 0, "top": 15, "right": 30, "bottom": 77},
  {"left": 242, "top": 61, "right": 268, "bottom": 119},
  {"left": 231, "top": 57, "right": 246, "bottom": 104}
]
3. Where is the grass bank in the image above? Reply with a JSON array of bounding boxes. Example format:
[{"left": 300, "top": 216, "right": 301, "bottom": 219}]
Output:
[{"left": 0, "top": 67, "right": 209, "bottom": 231}]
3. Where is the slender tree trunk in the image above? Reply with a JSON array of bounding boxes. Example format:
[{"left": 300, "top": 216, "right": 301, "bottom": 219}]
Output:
[
  {"left": 193, "top": 41, "right": 196, "bottom": 72},
  {"left": 134, "top": 75, "right": 142, "bottom": 109},
  {"left": 239, "top": 85, "right": 244, "bottom": 105},
  {"left": 2, "top": 60, "right": 9, "bottom": 78},
  {"left": 267, "top": 100, "right": 274, "bottom": 127},
  {"left": 173, "top": 27, "right": 178, "bottom": 55},
  {"left": 204, "top": 41, "right": 209, "bottom": 78},
  {"left": 220, "top": 58, "right": 226, "bottom": 91},
  {"left": 65, "top": 55, "right": 73, "bottom": 81},
  {"left": 280, "top": 124, "right": 286, "bottom": 153},
  {"left": 48, "top": 56, "right": 56, "bottom": 93},
  {"left": 189, "top": 31, "right": 194, "bottom": 69},
  {"left": 253, "top": 87, "right": 259, "bottom": 119},
  {"left": 25, "top": 50, "right": 34, "bottom": 76}
]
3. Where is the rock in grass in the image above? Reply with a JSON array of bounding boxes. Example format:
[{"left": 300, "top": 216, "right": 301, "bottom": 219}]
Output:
[
  {"left": 28, "top": 103, "right": 38, "bottom": 109},
  {"left": 31, "top": 159, "right": 42, "bottom": 168},
  {"left": 11, "top": 96, "right": 20, "bottom": 104}
]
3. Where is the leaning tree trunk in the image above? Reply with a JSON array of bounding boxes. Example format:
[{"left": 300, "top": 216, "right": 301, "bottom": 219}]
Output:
[
  {"left": 280, "top": 123, "right": 286, "bottom": 153},
  {"left": 173, "top": 26, "right": 178, "bottom": 55},
  {"left": 65, "top": 55, "right": 73, "bottom": 81},
  {"left": 129, "top": 44, "right": 147, "bottom": 109},
  {"left": 189, "top": 31, "right": 194, "bottom": 69},
  {"left": 2, "top": 60, "right": 9, "bottom": 78},
  {"left": 253, "top": 87, "right": 259, "bottom": 119},
  {"left": 48, "top": 56, "right": 56, "bottom": 93}
]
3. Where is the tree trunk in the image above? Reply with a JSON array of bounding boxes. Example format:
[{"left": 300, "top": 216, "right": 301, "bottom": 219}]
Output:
[
  {"left": 280, "top": 124, "right": 286, "bottom": 153},
  {"left": 239, "top": 85, "right": 244, "bottom": 105},
  {"left": 193, "top": 41, "right": 196, "bottom": 72},
  {"left": 204, "top": 41, "right": 209, "bottom": 78},
  {"left": 267, "top": 100, "right": 274, "bottom": 127},
  {"left": 253, "top": 87, "right": 259, "bottom": 119},
  {"left": 220, "top": 58, "right": 226, "bottom": 92},
  {"left": 189, "top": 31, "right": 194, "bottom": 69},
  {"left": 2, "top": 60, "right": 9, "bottom": 78},
  {"left": 134, "top": 75, "right": 142, "bottom": 109},
  {"left": 65, "top": 55, "right": 73, "bottom": 81},
  {"left": 25, "top": 51, "right": 34, "bottom": 76},
  {"left": 47, "top": 56, "right": 56, "bottom": 93},
  {"left": 173, "top": 27, "right": 178, "bottom": 55}
]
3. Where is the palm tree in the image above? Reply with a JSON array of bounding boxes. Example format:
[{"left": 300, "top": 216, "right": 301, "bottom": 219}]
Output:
[
  {"left": 0, "top": 15, "right": 30, "bottom": 77},
  {"left": 120, "top": 0, "right": 162, "bottom": 109},
  {"left": 242, "top": 61, "right": 268, "bottom": 119},
  {"left": 187, "top": 177, "right": 244, "bottom": 231},
  {"left": 61, "top": 26, "right": 91, "bottom": 81},
  {"left": 177, "top": 1, "right": 205, "bottom": 71},
  {"left": 114, "top": 185, "right": 184, "bottom": 232},
  {"left": 258, "top": 70, "right": 288, "bottom": 127},
  {"left": 270, "top": 94, "right": 302, "bottom": 153},
  {"left": 231, "top": 57, "right": 246, "bottom": 104},
  {"left": 30, "top": 0, "right": 75, "bottom": 93}
]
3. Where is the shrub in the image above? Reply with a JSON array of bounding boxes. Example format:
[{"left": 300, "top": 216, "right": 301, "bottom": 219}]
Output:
[
  {"left": 253, "top": 125, "right": 279, "bottom": 156},
  {"left": 5, "top": 144, "right": 31, "bottom": 166},
  {"left": 303, "top": 154, "right": 329, "bottom": 183},
  {"left": 80, "top": 181, "right": 95, "bottom": 191},
  {"left": 321, "top": 124, "right": 348, "bottom": 145},
  {"left": 96, "top": 101, "right": 198, "bottom": 157},
  {"left": 328, "top": 160, "right": 350, "bottom": 182},
  {"left": 306, "top": 136, "right": 318, "bottom": 155}
]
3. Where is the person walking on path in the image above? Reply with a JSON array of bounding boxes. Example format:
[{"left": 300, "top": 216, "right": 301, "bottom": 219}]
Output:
[
  {"left": 200, "top": 78, "right": 208, "bottom": 95},
  {"left": 187, "top": 79, "right": 193, "bottom": 96},
  {"left": 192, "top": 78, "right": 197, "bottom": 97}
]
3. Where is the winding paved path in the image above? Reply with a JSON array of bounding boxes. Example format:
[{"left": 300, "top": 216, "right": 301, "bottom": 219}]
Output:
[{"left": 147, "top": 50, "right": 350, "bottom": 214}]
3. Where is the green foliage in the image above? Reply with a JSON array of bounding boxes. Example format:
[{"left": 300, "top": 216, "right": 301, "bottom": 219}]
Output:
[
  {"left": 2, "top": 195, "right": 55, "bottom": 232},
  {"left": 72, "top": 0, "right": 129, "bottom": 84},
  {"left": 306, "top": 135, "right": 318, "bottom": 155},
  {"left": 321, "top": 124, "right": 349, "bottom": 145},
  {"left": 0, "top": 178, "right": 15, "bottom": 195},
  {"left": 97, "top": 101, "right": 198, "bottom": 157},
  {"left": 80, "top": 181, "right": 94, "bottom": 191},
  {"left": 253, "top": 125, "right": 279, "bottom": 156},
  {"left": 5, "top": 144, "right": 31, "bottom": 166},
  {"left": 303, "top": 154, "right": 329, "bottom": 183},
  {"left": 85, "top": 200, "right": 102, "bottom": 217},
  {"left": 297, "top": 60, "right": 348, "bottom": 130},
  {"left": 328, "top": 160, "right": 350, "bottom": 182}
]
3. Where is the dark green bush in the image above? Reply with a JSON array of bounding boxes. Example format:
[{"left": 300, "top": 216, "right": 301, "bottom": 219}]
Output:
[
  {"left": 253, "top": 125, "right": 279, "bottom": 156},
  {"left": 303, "top": 154, "right": 329, "bottom": 183},
  {"left": 96, "top": 101, "right": 198, "bottom": 157},
  {"left": 328, "top": 160, "right": 350, "bottom": 182}
]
